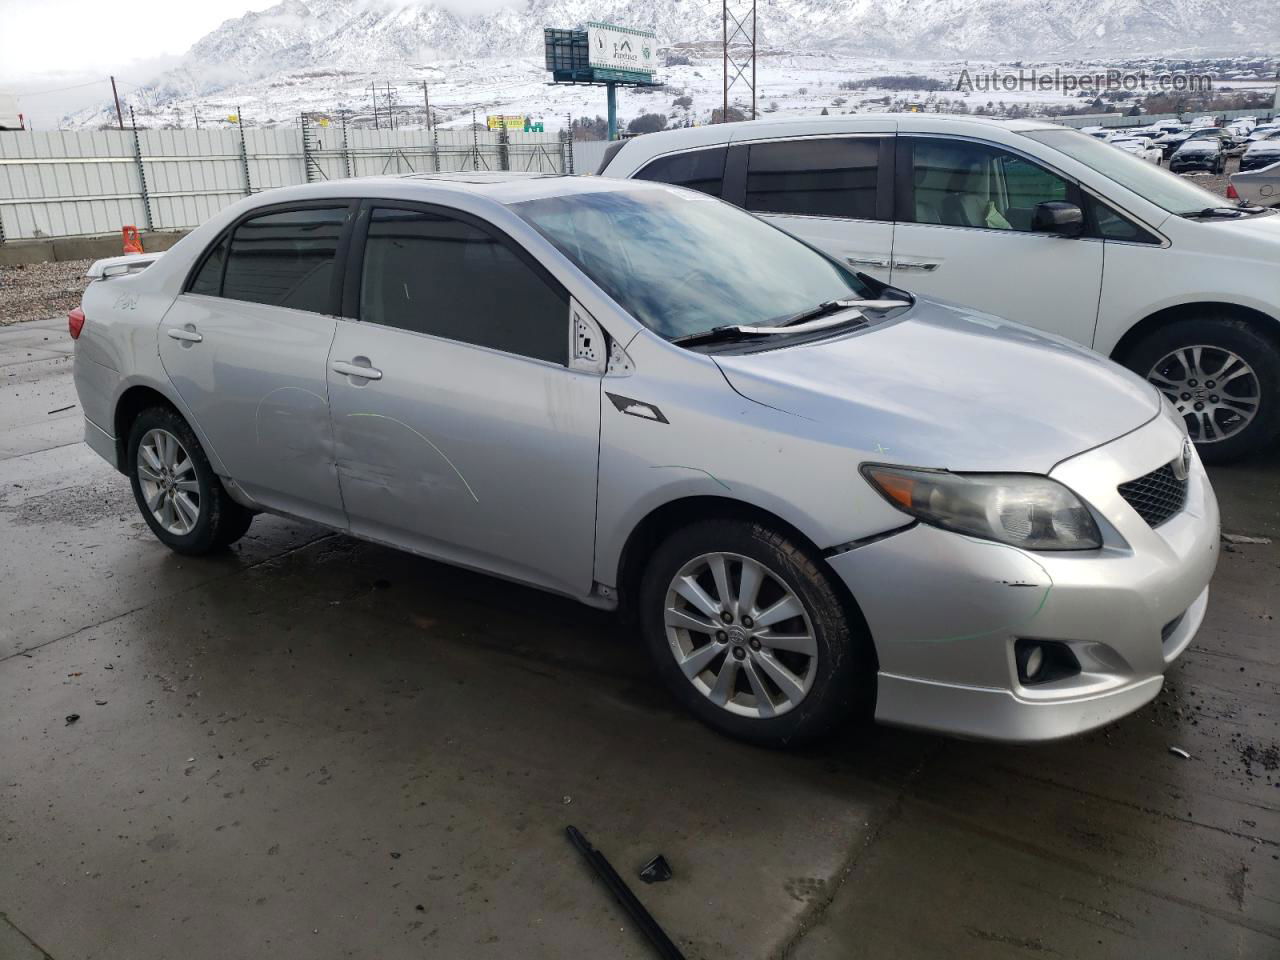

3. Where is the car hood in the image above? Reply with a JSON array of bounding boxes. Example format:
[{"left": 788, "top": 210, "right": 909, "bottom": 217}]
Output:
[{"left": 713, "top": 300, "right": 1160, "bottom": 474}]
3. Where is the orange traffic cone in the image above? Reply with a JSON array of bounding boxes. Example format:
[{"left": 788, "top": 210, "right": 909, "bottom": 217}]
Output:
[{"left": 122, "top": 225, "right": 144, "bottom": 255}]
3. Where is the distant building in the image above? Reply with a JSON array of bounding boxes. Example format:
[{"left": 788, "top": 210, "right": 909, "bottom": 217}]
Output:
[{"left": 0, "top": 92, "right": 24, "bottom": 130}]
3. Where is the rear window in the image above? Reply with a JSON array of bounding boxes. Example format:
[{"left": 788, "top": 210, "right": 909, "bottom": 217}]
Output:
[
  {"left": 744, "top": 137, "right": 883, "bottom": 219},
  {"left": 633, "top": 147, "right": 728, "bottom": 198},
  {"left": 219, "top": 206, "right": 348, "bottom": 314}
]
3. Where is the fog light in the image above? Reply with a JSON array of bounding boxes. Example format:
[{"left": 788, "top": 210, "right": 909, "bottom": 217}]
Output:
[{"left": 1015, "top": 638, "right": 1080, "bottom": 686}]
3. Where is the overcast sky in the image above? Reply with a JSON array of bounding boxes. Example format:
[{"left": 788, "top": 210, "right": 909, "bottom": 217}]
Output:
[{"left": 0, "top": 0, "right": 279, "bottom": 124}]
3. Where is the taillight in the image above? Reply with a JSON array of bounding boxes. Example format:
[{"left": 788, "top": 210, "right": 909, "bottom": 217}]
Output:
[
  {"left": 68, "top": 307, "right": 85, "bottom": 340},
  {"left": 1225, "top": 182, "right": 1239, "bottom": 200}
]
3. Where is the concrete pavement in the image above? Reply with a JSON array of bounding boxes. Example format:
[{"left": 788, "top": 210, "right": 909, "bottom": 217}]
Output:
[{"left": 1, "top": 316, "right": 1277, "bottom": 959}]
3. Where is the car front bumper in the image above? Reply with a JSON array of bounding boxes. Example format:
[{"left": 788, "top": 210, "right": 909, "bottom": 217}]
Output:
[{"left": 828, "top": 414, "right": 1219, "bottom": 742}]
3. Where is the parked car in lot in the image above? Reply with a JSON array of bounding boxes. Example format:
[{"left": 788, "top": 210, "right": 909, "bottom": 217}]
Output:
[
  {"left": 1240, "top": 130, "right": 1280, "bottom": 172},
  {"left": 1110, "top": 136, "right": 1163, "bottom": 164},
  {"left": 1169, "top": 137, "right": 1227, "bottom": 174},
  {"left": 600, "top": 114, "right": 1280, "bottom": 460},
  {"left": 1159, "top": 127, "right": 1232, "bottom": 160},
  {"left": 70, "top": 174, "right": 1220, "bottom": 746},
  {"left": 1229, "top": 160, "right": 1280, "bottom": 207}
]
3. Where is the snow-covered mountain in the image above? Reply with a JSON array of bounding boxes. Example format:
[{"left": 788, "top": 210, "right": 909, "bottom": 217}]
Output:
[{"left": 70, "top": 0, "right": 1278, "bottom": 127}]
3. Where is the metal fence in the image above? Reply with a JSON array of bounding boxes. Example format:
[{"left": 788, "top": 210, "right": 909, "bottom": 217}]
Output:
[{"left": 0, "top": 122, "right": 573, "bottom": 242}]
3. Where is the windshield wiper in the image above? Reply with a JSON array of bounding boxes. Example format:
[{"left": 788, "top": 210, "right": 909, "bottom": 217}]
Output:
[
  {"left": 671, "top": 298, "right": 911, "bottom": 348},
  {"left": 1181, "top": 206, "right": 1248, "bottom": 219}
]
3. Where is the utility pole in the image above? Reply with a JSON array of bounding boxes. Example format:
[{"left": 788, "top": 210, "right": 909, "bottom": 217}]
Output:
[
  {"left": 421, "top": 81, "right": 431, "bottom": 130},
  {"left": 370, "top": 83, "right": 379, "bottom": 130},
  {"left": 722, "top": 0, "right": 758, "bottom": 120},
  {"left": 110, "top": 75, "right": 124, "bottom": 130}
]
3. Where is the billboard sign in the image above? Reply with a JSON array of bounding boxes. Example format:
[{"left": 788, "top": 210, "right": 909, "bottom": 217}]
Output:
[{"left": 586, "top": 22, "right": 656, "bottom": 78}]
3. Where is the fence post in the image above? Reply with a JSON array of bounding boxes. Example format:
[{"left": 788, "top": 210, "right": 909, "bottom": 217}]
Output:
[
  {"left": 498, "top": 121, "right": 510, "bottom": 171},
  {"left": 472, "top": 110, "right": 480, "bottom": 171},
  {"left": 432, "top": 123, "right": 440, "bottom": 173},
  {"left": 341, "top": 113, "right": 353, "bottom": 178},
  {"left": 561, "top": 116, "right": 574, "bottom": 175},
  {"left": 237, "top": 108, "right": 252, "bottom": 196},
  {"left": 300, "top": 115, "right": 315, "bottom": 183},
  {"left": 129, "top": 107, "right": 154, "bottom": 232}
]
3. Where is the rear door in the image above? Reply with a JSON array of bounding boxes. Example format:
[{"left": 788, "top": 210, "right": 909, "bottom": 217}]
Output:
[
  {"left": 159, "top": 203, "right": 352, "bottom": 526},
  {"left": 726, "top": 134, "right": 896, "bottom": 283},
  {"left": 890, "top": 136, "right": 1103, "bottom": 346},
  {"left": 326, "top": 202, "right": 601, "bottom": 597}
]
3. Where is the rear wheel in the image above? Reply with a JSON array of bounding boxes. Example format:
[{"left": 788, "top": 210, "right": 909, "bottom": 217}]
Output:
[
  {"left": 639, "top": 519, "right": 875, "bottom": 746},
  {"left": 1125, "top": 316, "right": 1280, "bottom": 462},
  {"left": 127, "top": 406, "right": 254, "bottom": 554}
]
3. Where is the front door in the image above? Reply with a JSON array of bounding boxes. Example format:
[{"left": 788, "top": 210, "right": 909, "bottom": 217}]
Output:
[
  {"left": 158, "top": 203, "right": 352, "bottom": 526},
  {"left": 890, "top": 137, "right": 1103, "bottom": 347},
  {"left": 327, "top": 204, "right": 601, "bottom": 597}
]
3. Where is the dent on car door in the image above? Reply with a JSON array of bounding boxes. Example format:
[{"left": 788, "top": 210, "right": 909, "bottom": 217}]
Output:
[
  {"left": 730, "top": 136, "right": 896, "bottom": 282},
  {"left": 890, "top": 137, "right": 1103, "bottom": 347},
  {"left": 326, "top": 204, "right": 602, "bottom": 597},
  {"left": 158, "top": 204, "right": 352, "bottom": 526}
]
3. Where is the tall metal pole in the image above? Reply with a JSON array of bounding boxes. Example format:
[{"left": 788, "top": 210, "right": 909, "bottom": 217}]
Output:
[
  {"left": 110, "top": 75, "right": 124, "bottom": 130},
  {"left": 607, "top": 82, "right": 617, "bottom": 141},
  {"left": 722, "top": 1, "right": 728, "bottom": 121},
  {"left": 422, "top": 81, "right": 431, "bottom": 130},
  {"left": 237, "top": 107, "right": 252, "bottom": 197},
  {"left": 370, "top": 84, "right": 379, "bottom": 130},
  {"left": 751, "top": 0, "right": 757, "bottom": 119}
]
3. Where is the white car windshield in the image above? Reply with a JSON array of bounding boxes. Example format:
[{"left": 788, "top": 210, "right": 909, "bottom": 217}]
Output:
[
  {"left": 513, "top": 187, "right": 871, "bottom": 340},
  {"left": 1022, "top": 128, "right": 1229, "bottom": 216}
]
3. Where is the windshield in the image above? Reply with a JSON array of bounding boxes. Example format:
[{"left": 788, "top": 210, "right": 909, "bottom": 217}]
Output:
[
  {"left": 1022, "top": 127, "right": 1229, "bottom": 216},
  {"left": 512, "top": 187, "right": 870, "bottom": 340}
]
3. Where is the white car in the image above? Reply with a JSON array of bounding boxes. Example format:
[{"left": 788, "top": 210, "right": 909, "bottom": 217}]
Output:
[
  {"left": 1246, "top": 125, "right": 1280, "bottom": 143},
  {"left": 600, "top": 114, "right": 1280, "bottom": 460},
  {"left": 1229, "top": 160, "right": 1280, "bottom": 207},
  {"left": 1110, "top": 137, "right": 1163, "bottom": 164}
]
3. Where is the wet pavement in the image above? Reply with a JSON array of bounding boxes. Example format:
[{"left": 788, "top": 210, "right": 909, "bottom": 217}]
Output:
[{"left": 1, "top": 315, "right": 1277, "bottom": 959}]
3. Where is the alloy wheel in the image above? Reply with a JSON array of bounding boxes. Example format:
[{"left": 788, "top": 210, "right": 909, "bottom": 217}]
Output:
[
  {"left": 136, "top": 428, "right": 201, "bottom": 535},
  {"left": 663, "top": 552, "right": 817, "bottom": 718},
  {"left": 1147, "top": 345, "right": 1260, "bottom": 444}
]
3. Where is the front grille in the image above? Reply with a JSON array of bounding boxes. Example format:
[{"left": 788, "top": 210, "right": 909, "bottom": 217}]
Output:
[{"left": 1118, "top": 462, "right": 1188, "bottom": 528}]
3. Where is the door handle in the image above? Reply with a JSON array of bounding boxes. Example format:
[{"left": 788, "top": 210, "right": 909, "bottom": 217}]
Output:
[
  {"left": 846, "top": 256, "right": 891, "bottom": 269},
  {"left": 331, "top": 359, "right": 383, "bottom": 381},
  {"left": 166, "top": 327, "right": 203, "bottom": 343},
  {"left": 893, "top": 259, "right": 940, "bottom": 272}
]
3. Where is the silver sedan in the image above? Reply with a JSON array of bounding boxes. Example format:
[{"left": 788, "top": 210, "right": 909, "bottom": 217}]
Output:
[{"left": 69, "top": 173, "right": 1218, "bottom": 746}]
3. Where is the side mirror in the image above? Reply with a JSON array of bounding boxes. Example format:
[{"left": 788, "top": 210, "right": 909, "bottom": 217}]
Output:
[{"left": 1032, "top": 201, "right": 1084, "bottom": 238}]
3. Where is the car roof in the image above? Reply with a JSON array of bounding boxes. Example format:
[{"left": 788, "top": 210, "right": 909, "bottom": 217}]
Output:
[
  {"left": 216, "top": 170, "right": 677, "bottom": 212},
  {"left": 599, "top": 111, "right": 1066, "bottom": 175}
]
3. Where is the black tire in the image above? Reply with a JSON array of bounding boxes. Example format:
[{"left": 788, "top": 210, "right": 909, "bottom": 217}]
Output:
[
  {"left": 126, "top": 406, "right": 254, "bottom": 554},
  {"left": 638, "top": 519, "right": 876, "bottom": 747},
  {"left": 1122, "top": 315, "right": 1280, "bottom": 463}
]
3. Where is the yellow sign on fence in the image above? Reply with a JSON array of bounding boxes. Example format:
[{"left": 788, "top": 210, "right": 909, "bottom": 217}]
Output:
[{"left": 486, "top": 114, "right": 528, "bottom": 131}]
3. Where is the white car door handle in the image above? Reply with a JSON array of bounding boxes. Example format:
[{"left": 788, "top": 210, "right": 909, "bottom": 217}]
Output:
[
  {"left": 846, "top": 255, "right": 891, "bottom": 269},
  {"left": 166, "top": 327, "right": 203, "bottom": 343},
  {"left": 893, "top": 259, "right": 940, "bottom": 272},
  {"left": 332, "top": 359, "right": 383, "bottom": 381}
]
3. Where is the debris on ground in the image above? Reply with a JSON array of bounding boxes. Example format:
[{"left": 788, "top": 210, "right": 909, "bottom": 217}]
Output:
[
  {"left": 0, "top": 259, "right": 93, "bottom": 326},
  {"left": 639, "top": 854, "right": 673, "bottom": 884},
  {"left": 1222, "top": 533, "right": 1272, "bottom": 545},
  {"left": 65, "top": 714, "right": 80, "bottom": 725},
  {"left": 48, "top": 404, "right": 76, "bottom": 415},
  {"left": 94, "top": 699, "right": 108, "bottom": 706},
  {"left": 1169, "top": 746, "right": 1191, "bottom": 760}
]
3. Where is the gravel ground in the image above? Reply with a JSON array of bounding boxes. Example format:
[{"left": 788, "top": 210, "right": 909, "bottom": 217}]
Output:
[
  {"left": 0, "top": 258, "right": 92, "bottom": 327},
  {"left": 1177, "top": 153, "right": 1237, "bottom": 199}
]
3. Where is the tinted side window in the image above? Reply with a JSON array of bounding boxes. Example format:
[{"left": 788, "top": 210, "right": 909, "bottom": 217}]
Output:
[
  {"left": 359, "top": 208, "right": 568, "bottom": 365},
  {"left": 188, "top": 236, "right": 227, "bottom": 296},
  {"left": 634, "top": 147, "right": 728, "bottom": 197},
  {"left": 745, "top": 138, "right": 882, "bottom": 219},
  {"left": 910, "top": 140, "right": 1071, "bottom": 232},
  {"left": 221, "top": 207, "right": 347, "bottom": 313}
]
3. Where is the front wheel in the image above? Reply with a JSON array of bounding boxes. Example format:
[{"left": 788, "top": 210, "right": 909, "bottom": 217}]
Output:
[
  {"left": 127, "top": 406, "right": 254, "bottom": 554},
  {"left": 1125, "top": 316, "right": 1280, "bottom": 463},
  {"left": 639, "top": 519, "right": 876, "bottom": 746}
]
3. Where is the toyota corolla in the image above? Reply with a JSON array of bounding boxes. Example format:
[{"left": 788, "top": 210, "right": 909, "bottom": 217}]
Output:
[{"left": 69, "top": 173, "right": 1219, "bottom": 746}]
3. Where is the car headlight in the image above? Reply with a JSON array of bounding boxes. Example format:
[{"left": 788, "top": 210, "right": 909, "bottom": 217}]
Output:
[{"left": 862, "top": 465, "right": 1102, "bottom": 551}]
